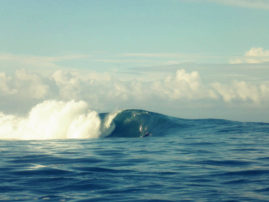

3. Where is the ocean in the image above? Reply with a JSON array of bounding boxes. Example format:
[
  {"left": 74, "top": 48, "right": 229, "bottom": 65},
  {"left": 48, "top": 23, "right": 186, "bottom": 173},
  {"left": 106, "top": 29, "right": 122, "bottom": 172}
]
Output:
[{"left": 1, "top": 109, "right": 269, "bottom": 201}]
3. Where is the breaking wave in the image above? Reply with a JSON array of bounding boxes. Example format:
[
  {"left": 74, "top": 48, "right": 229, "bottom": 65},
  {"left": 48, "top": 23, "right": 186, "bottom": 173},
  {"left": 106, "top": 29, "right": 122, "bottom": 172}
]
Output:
[{"left": 0, "top": 100, "right": 268, "bottom": 140}]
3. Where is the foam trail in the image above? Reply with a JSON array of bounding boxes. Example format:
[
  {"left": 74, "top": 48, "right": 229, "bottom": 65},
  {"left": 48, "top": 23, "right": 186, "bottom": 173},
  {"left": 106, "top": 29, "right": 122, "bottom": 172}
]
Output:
[{"left": 0, "top": 100, "right": 116, "bottom": 140}]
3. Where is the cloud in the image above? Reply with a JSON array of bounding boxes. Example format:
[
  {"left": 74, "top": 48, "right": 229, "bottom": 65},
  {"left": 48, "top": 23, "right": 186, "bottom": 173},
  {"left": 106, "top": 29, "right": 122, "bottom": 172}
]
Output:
[
  {"left": 0, "top": 69, "right": 49, "bottom": 99},
  {"left": 245, "top": 47, "right": 269, "bottom": 57},
  {"left": 51, "top": 70, "right": 83, "bottom": 100},
  {"left": 211, "top": 81, "right": 269, "bottom": 103},
  {"left": 205, "top": 0, "right": 269, "bottom": 10},
  {"left": 230, "top": 47, "right": 269, "bottom": 64},
  {"left": 15, "top": 69, "right": 49, "bottom": 99},
  {"left": 0, "top": 72, "right": 16, "bottom": 95},
  {"left": 151, "top": 69, "right": 205, "bottom": 100},
  {"left": 52, "top": 69, "right": 205, "bottom": 103}
]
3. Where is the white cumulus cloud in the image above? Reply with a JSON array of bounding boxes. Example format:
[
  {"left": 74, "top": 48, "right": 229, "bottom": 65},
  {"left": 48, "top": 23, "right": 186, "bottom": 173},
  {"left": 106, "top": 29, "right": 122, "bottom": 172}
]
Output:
[
  {"left": 0, "top": 69, "right": 49, "bottom": 99},
  {"left": 151, "top": 69, "right": 204, "bottom": 100},
  {"left": 211, "top": 81, "right": 269, "bottom": 103}
]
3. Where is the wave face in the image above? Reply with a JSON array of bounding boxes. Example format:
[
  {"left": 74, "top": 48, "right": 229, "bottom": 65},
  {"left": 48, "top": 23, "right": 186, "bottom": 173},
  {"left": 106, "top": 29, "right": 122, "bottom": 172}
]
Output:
[
  {"left": 104, "top": 109, "right": 184, "bottom": 138},
  {"left": 0, "top": 100, "right": 268, "bottom": 140}
]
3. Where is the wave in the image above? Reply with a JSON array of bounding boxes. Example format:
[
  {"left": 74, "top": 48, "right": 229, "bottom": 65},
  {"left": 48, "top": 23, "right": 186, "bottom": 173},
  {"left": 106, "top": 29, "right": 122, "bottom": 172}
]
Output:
[{"left": 0, "top": 100, "right": 268, "bottom": 140}]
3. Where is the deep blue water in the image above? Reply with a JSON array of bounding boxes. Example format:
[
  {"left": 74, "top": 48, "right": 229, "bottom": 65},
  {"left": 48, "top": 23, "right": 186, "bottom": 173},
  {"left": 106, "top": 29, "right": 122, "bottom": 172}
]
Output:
[{"left": 1, "top": 109, "right": 269, "bottom": 201}]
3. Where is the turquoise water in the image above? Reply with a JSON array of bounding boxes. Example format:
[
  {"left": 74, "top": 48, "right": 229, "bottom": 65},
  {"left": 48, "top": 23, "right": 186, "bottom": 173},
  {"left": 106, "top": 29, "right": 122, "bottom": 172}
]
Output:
[{"left": 1, "top": 110, "right": 269, "bottom": 201}]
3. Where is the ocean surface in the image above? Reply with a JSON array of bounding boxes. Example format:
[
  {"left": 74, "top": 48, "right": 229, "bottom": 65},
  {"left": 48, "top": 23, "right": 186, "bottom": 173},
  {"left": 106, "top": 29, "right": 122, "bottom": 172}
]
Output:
[{"left": 1, "top": 109, "right": 269, "bottom": 201}]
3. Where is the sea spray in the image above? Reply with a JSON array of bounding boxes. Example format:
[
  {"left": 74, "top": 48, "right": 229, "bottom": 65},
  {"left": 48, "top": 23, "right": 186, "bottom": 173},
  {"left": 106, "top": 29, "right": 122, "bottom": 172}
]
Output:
[{"left": 0, "top": 100, "right": 117, "bottom": 140}]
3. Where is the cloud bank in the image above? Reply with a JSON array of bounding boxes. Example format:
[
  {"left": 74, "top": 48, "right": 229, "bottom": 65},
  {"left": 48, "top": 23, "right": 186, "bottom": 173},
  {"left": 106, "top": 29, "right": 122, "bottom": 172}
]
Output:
[{"left": 1, "top": 68, "right": 269, "bottom": 112}]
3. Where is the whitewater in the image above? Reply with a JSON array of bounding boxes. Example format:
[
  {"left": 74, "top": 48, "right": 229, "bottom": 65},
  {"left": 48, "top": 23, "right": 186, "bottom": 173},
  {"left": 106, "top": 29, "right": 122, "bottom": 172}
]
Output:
[
  {"left": 0, "top": 100, "right": 119, "bottom": 140},
  {"left": 1, "top": 100, "right": 269, "bottom": 201}
]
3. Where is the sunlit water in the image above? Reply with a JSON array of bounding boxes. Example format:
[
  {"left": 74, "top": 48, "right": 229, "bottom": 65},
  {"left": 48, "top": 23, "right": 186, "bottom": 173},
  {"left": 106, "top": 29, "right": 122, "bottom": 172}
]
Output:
[{"left": 1, "top": 110, "right": 269, "bottom": 201}]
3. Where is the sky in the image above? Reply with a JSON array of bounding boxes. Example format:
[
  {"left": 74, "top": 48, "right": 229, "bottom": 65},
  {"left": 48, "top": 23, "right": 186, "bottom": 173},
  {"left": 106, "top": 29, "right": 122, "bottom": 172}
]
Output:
[{"left": 0, "top": 0, "right": 269, "bottom": 122}]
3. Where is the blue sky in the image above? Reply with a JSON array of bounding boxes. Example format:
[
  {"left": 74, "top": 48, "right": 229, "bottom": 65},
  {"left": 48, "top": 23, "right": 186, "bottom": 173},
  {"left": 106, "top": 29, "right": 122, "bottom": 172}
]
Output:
[
  {"left": 0, "top": 0, "right": 269, "bottom": 122},
  {"left": 1, "top": 0, "right": 269, "bottom": 59}
]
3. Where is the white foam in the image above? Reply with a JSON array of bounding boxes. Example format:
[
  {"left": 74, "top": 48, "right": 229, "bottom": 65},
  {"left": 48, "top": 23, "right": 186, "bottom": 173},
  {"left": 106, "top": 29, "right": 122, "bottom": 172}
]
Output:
[
  {"left": 0, "top": 100, "right": 118, "bottom": 140},
  {"left": 100, "top": 110, "right": 121, "bottom": 137}
]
